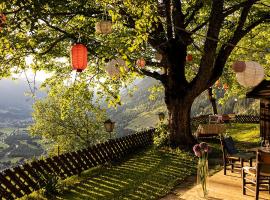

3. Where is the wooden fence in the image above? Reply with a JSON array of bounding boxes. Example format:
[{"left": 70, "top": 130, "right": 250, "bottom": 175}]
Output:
[
  {"left": 191, "top": 114, "right": 260, "bottom": 124},
  {"left": 0, "top": 129, "right": 154, "bottom": 199}
]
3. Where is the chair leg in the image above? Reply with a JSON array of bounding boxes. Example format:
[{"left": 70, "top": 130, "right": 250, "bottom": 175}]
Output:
[
  {"left": 240, "top": 159, "right": 243, "bottom": 177},
  {"left": 255, "top": 178, "right": 260, "bottom": 200},
  {"left": 269, "top": 179, "right": 270, "bottom": 194},
  {"left": 242, "top": 169, "right": 246, "bottom": 195},
  {"left": 224, "top": 159, "right": 227, "bottom": 175}
]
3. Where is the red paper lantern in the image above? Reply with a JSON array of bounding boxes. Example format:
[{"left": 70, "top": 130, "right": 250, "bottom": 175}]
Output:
[
  {"left": 0, "top": 13, "right": 6, "bottom": 31},
  {"left": 223, "top": 83, "right": 229, "bottom": 90},
  {"left": 71, "top": 43, "right": 88, "bottom": 72},
  {"left": 232, "top": 61, "right": 246, "bottom": 72},
  {"left": 136, "top": 58, "right": 146, "bottom": 68},
  {"left": 0, "top": 13, "right": 6, "bottom": 24},
  {"left": 186, "top": 54, "right": 193, "bottom": 62}
]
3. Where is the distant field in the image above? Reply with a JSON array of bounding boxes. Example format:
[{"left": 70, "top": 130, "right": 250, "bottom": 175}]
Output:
[
  {"left": 0, "top": 141, "right": 9, "bottom": 149},
  {"left": 0, "top": 127, "right": 17, "bottom": 135}
]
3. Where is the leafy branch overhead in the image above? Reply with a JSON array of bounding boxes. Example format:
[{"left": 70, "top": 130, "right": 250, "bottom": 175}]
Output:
[{"left": 0, "top": 0, "right": 269, "bottom": 146}]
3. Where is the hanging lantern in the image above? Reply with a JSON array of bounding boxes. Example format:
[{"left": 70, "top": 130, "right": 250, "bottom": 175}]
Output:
[
  {"left": 71, "top": 43, "right": 88, "bottom": 72},
  {"left": 105, "top": 58, "right": 128, "bottom": 78},
  {"left": 158, "top": 112, "right": 165, "bottom": 122},
  {"left": 95, "top": 21, "right": 112, "bottom": 34},
  {"left": 236, "top": 61, "right": 264, "bottom": 88},
  {"left": 155, "top": 53, "right": 162, "bottom": 62},
  {"left": 136, "top": 58, "right": 146, "bottom": 68},
  {"left": 215, "top": 80, "right": 221, "bottom": 87},
  {"left": 223, "top": 83, "right": 229, "bottom": 90},
  {"left": 0, "top": 13, "right": 6, "bottom": 23},
  {"left": 186, "top": 54, "right": 193, "bottom": 62},
  {"left": 232, "top": 61, "right": 246, "bottom": 72},
  {"left": 0, "top": 13, "right": 6, "bottom": 31}
]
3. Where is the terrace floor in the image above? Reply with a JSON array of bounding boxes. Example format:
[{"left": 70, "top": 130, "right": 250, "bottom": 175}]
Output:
[{"left": 161, "top": 170, "right": 270, "bottom": 200}]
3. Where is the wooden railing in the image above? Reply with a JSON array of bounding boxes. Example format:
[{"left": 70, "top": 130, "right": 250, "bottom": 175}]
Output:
[
  {"left": 191, "top": 114, "right": 260, "bottom": 124},
  {"left": 0, "top": 129, "right": 154, "bottom": 199}
]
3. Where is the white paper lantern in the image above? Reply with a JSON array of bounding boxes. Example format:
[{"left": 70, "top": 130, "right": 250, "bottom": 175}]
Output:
[
  {"left": 105, "top": 58, "right": 128, "bottom": 78},
  {"left": 236, "top": 61, "right": 264, "bottom": 88}
]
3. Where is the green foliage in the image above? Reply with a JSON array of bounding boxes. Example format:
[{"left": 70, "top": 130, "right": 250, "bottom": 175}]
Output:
[
  {"left": 30, "top": 79, "right": 109, "bottom": 154},
  {"left": 39, "top": 173, "right": 61, "bottom": 198},
  {"left": 153, "top": 123, "right": 169, "bottom": 148}
]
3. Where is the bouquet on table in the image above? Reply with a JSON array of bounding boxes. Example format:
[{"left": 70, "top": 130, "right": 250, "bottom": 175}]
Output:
[{"left": 193, "top": 142, "right": 211, "bottom": 197}]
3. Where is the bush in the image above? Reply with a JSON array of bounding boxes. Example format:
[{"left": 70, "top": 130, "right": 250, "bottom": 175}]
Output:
[
  {"left": 153, "top": 123, "right": 169, "bottom": 148},
  {"left": 38, "top": 173, "right": 61, "bottom": 198}
]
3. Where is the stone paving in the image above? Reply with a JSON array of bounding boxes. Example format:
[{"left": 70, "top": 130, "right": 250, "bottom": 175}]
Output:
[{"left": 160, "top": 170, "right": 270, "bottom": 200}]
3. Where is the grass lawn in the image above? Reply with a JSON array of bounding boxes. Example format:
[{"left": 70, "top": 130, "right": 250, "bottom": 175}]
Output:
[{"left": 21, "top": 148, "right": 196, "bottom": 200}]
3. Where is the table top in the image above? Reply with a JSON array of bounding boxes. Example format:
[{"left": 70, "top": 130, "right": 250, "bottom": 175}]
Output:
[{"left": 248, "top": 147, "right": 270, "bottom": 152}]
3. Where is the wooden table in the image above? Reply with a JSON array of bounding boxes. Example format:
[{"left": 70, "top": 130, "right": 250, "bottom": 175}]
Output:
[{"left": 248, "top": 147, "right": 270, "bottom": 152}]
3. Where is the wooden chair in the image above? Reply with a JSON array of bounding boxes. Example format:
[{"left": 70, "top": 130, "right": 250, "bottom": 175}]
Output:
[
  {"left": 242, "top": 150, "right": 270, "bottom": 200},
  {"left": 220, "top": 136, "right": 255, "bottom": 175}
]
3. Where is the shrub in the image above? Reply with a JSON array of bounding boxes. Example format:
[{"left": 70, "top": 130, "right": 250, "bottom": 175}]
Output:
[{"left": 153, "top": 123, "right": 169, "bottom": 148}]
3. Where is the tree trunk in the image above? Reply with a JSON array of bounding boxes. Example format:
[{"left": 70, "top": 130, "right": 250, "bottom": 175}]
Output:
[
  {"left": 208, "top": 88, "right": 218, "bottom": 114},
  {"left": 166, "top": 95, "right": 197, "bottom": 148}
]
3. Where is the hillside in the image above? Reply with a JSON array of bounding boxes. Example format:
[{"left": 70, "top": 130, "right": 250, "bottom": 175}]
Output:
[{"left": 0, "top": 78, "right": 45, "bottom": 122}]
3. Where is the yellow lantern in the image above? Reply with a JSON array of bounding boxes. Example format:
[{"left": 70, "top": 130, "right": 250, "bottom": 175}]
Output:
[{"left": 95, "top": 21, "right": 112, "bottom": 34}]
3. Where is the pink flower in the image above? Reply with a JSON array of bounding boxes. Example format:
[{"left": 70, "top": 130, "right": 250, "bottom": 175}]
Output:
[
  {"left": 193, "top": 144, "right": 202, "bottom": 157},
  {"left": 199, "top": 142, "right": 208, "bottom": 152}
]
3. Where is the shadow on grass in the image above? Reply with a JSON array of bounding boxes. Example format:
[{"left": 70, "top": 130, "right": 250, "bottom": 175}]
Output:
[{"left": 57, "top": 148, "right": 196, "bottom": 200}]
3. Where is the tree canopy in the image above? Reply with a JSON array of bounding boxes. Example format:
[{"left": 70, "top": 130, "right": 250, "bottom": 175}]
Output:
[
  {"left": 0, "top": 0, "right": 269, "bottom": 147},
  {"left": 30, "top": 80, "right": 108, "bottom": 154}
]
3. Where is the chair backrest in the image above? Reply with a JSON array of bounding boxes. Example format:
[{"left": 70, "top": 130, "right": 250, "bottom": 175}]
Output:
[
  {"left": 257, "top": 150, "right": 270, "bottom": 175},
  {"left": 223, "top": 136, "right": 238, "bottom": 155}
]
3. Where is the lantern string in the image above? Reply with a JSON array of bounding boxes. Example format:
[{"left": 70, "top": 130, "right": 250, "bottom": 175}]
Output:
[{"left": 77, "top": 33, "right": 81, "bottom": 43}]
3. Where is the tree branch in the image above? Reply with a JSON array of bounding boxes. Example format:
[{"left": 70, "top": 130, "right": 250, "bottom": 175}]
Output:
[
  {"left": 190, "top": 0, "right": 224, "bottom": 94},
  {"left": 165, "top": 0, "right": 173, "bottom": 39},
  {"left": 41, "top": 19, "right": 77, "bottom": 40},
  {"left": 210, "top": 13, "right": 269, "bottom": 87},
  {"left": 190, "top": 20, "right": 208, "bottom": 33},
  {"left": 134, "top": 67, "right": 166, "bottom": 83},
  {"left": 184, "top": 0, "right": 203, "bottom": 27},
  {"left": 39, "top": 35, "right": 68, "bottom": 55},
  {"left": 223, "top": 0, "right": 259, "bottom": 17}
]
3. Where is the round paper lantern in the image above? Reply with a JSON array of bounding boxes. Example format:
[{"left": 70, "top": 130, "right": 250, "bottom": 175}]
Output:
[
  {"left": 0, "top": 13, "right": 6, "bottom": 24},
  {"left": 232, "top": 61, "right": 246, "bottom": 72},
  {"left": 136, "top": 58, "right": 146, "bottom": 68},
  {"left": 223, "top": 83, "right": 229, "bottom": 90},
  {"left": 236, "top": 61, "right": 264, "bottom": 88},
  {"left": 95, "top": 21, "right": 112, "bottom": 34},
  {"left": 215, "top": 80, "right": 221, "bottom": 87},
  {"left": 155, "top": 53, "right": 162, "bottom": 62},
  {"left": 105, "top": 58, "right": 128, "bottom": 78},
  {"left": 71, "top": 43, "right": 88, "bottom": 72},
  {"left": 186, "top": 54, "right": 192, "bottom": 62},
  {"left": 0, "top": 13, "right": 6, "bottom": 31}
]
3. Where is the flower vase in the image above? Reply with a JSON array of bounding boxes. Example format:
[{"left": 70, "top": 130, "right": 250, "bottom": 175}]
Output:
[{"left": 197, "top": 158, "right": 208, "bottom": 198}]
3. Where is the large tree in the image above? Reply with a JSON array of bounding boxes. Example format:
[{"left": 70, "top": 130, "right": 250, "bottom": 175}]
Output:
[{"left": 0, "top": 0, "right": 269, "bottom": 147}]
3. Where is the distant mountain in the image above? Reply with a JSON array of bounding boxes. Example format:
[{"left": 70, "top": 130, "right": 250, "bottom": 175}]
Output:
[{"left": 0, "top": 78, "right": 45, "bottom": 120}]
